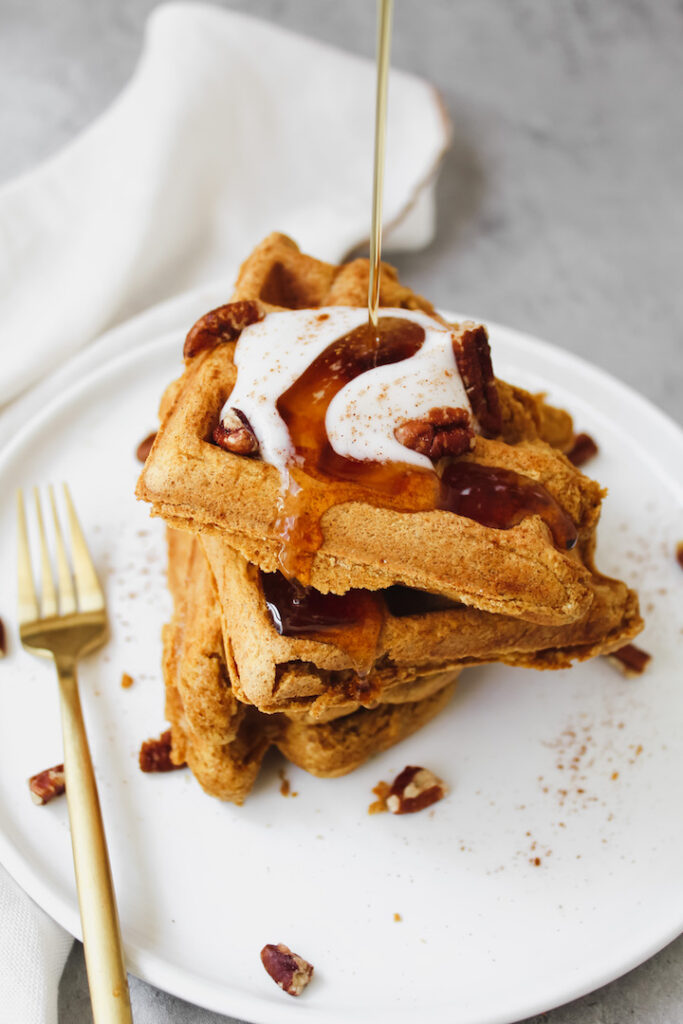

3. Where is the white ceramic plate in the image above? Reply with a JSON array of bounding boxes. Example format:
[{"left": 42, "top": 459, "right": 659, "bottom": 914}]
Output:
[{"left": 0, "top": 315, "right": 681, "bottom": 1024}]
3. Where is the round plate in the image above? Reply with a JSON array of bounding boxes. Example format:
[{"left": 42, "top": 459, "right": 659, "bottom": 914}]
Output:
[{"left": 0, "top": 313, "right": 681, "bottom": 1024}]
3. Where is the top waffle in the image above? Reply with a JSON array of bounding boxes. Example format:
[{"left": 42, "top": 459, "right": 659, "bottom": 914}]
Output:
[{"left": 137, "top": 233, "right": 611, "bottom": 625}]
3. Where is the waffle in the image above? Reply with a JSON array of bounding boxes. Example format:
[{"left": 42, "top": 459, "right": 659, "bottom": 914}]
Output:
[
  {"left": 202, "top": 535, "right": 641, "bottom": 715},
  {"left": 275, "top": 682, "right": 457, "bottom": 779},
  {"left": 163, "top": 529, "right": 459, "bottom": 801},
  {"left": 137, "top": 234, "right": 602, "bottom": 625},
  {"left": 141, "top": 233, "right": 644, "bottom": 804}
]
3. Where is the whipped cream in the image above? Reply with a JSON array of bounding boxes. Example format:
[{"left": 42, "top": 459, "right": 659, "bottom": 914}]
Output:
[{"left": 222, "top": 306, "right": 473, "bottom": 474}]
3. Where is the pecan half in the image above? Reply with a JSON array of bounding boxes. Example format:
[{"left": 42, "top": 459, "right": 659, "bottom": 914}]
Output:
[
  {"left": 29, "top": 764, "right": 66, "bottom": 805},
  {"left": 212, "top": 407, "right": 259, "bottom": 455},
  {"left": 260, "top": 943, "right": 314, "bottom": 997},
  {"left": 606, "top": 644, "right": 652, "bottom": 678},
  {"left": 453, "top": 325, "right": 502, "bottom": 437},
  {"left": 139, "top": 729, "right": 185, "bottom": 772},
  {"left": 136, "top": 431, "right": 157, "bottom": 463},
  {"left": 395, "top": 406, "right": 474, "bottom": 460},
  {"left": 386, "top": 765, "right": 448, "bottom": 814},
  {"left": 184, "top": 300, "right": 263, "bottom": 358},
  {"left": 567, "top": 432, "right": 599, "bottom": 467}
]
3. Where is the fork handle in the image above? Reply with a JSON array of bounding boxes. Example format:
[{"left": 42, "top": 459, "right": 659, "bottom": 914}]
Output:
[{"left": 56, "top": 657, "right": 133, "bottom": 1024}]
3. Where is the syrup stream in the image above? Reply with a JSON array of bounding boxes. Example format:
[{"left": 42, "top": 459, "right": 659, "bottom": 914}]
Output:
[{"left": 368, "top": 0, "right": 394, "bottom": 331}]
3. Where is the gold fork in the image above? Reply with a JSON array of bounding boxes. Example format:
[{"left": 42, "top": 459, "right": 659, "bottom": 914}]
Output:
[{"left": 17, "top": 484, "right": 133, "bottom": 1024}]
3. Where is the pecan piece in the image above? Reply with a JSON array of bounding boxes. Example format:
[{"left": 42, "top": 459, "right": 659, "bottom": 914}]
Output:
[
  {"left": 184, "top": 300, "right": 263, "bottom": 358},
  {"left": 368, "top": 779, "right": 391, "bottom": 815},
  {"left": 213, "top": 407, "right": 259, "bottom": 455},
  {"left": 0, "top": 616, "right": 6, "bottom": 657},
  {"left": 676, "top": 541, "right": 683, "bottom": 570},
  {"left": 453, "top": 325, "right": 502, "bottom": 437},
  {"left": 395, "top": 406, "right": 474, "bottom": 460},
  {"left": 136, "top": 431, "right": 157, "bottom": 463},
  {"left": 606, "top": 644, "right": 652, "bottom": 678},
  {"left": 260, "top": 943, "right": 314, "bottom": 997},
  {"left": 567, "top": 432, "right": 599, "bottom": 467},
  {"left": 139, "top": 729, "right": 185, "bottom": 772},
  {"left": 386, "top": 765, "right": 448, "bottom": 814},
  {"left": 29, "top": 764, "right": 66, "bottom": 805}
]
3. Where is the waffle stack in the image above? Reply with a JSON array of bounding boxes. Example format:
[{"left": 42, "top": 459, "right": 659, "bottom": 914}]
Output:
[{"left": 138, "top": 234, "right": 642, "bottom": 803}]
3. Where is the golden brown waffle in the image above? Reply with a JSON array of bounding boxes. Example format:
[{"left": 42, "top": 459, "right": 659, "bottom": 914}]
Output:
[
  {"left": 163, "top": 529, "right": 273, "bottom": 803},
  {"left": 275, "top": 683, "right": 457, "bottom": 779},
  {"left": 163, "top": 529, "right": 460, "bottom": 801},
  {"left": 137, "top": 234, "right": 603, "bottom": 624},
  {"left": 202, "top": 536, "right": 641, "bottom": 715}
]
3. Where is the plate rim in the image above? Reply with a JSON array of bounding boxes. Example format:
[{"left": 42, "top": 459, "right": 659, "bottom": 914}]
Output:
[{"left": 0, "top": 312, "right": 681, "bottom": 1024}]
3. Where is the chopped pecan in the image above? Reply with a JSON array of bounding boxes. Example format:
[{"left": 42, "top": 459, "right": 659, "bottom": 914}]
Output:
[
  {"left": 139, "top": 729, "right": 185, "bottom": 772},
  {"left": 386, "top": 765, "right": 447, "bottom": 814},
  {"left": 213, "top": 407, "right": 259, "bottom": 455},
  {"left": 395, "top": 406, "right": 474, "bottom": 460},
  {"left": 676, "top": 541, "right": 683, "bottom": 570},
  {"left": 184, "top": 300, "right": 263, "bottom": 358},
  {"left": 368, "top": 779, "right": 391, "bottom": 815},
  {"left": 606, "top": 644, "right": 652, "bottom": 678},
  {"left": 136, "top": 431, "right": 157, "bottom": 463},
  {"left": 260, "top": 943, "right": 314, "bottom": 997},
  {"left": 0, "top": 616, "right": 5, "bottom": 657},
  {"left": 29, "top": 764, "right": 66, "bottom": 805},
  {"left": 567, "top": 432, "right": 599, "bottom": 467},
  {"left": 453, "top": 325, "right": 502, "bottom": 437}
]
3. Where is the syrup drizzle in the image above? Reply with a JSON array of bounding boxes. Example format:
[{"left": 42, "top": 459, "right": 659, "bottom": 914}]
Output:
[
  {"left": 439, "top": 461, "right": 578, "bottom": 550},
  {"left": 270, "top": 320, "right": 577, "bottom": 580},
  {"left": 261, "top": 570, "right": 385, "bottom": 677},
  {"left": 274, "top": 317, "right": 437, "bottom": 581}
]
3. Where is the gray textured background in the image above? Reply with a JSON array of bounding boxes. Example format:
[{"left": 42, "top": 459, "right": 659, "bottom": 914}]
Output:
[{"left": 2, "top": 1, "right": 681, "bottom": 1022}]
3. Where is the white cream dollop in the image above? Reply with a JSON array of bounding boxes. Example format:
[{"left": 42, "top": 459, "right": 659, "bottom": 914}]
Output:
[{"left": 222, "top": 307, "right": 473, "bottom": 475}]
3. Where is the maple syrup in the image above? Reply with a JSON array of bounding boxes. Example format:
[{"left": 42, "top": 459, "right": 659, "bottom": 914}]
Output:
[
  {"left": 262, "top": 571, "right": 372, "bottom": 635},
  {"left": 439, "top": 461, "right": 578, "bottom": 550},
  {"left": 271, "top": 316, "right": 577, "bottom": 579},
  {"left": 261, "top": 570, "right": 386, "bottom": 677},
  {"left": 367, "top": 0, "right": 394, "bottom": 330},
  {"left": 274, "top": 317, "right": 438, "bottom": 581}
]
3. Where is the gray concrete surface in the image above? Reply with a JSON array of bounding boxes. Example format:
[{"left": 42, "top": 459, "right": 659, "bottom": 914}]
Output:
[{"left": 1, "top": 1, "right": 681, "bottom": 1022}]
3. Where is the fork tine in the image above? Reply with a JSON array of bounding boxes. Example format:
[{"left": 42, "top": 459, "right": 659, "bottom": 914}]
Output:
[
  {"left": 62, "top": 483, "right": 105, "bottom": 613},
  {"left": 33, "top": 487, "right": 58, "bottom": 618},
  {"left": 17, "top": 490, "right": 39, "bottom": 625},
  {"left": 48, "top": 485, "right": 77, "bottom": 615}
]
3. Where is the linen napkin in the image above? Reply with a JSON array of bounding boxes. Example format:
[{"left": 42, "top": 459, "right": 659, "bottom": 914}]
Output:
[
  {"left": 0, "top": 0, "right": 449, "bottom": 411},
  {"left": 0, "top": 3, "right": 450, "bottom": 1021}
]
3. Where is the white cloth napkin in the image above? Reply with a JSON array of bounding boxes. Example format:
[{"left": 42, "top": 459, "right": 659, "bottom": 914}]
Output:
[
  {"left": 0, "top": 0, "right": 449, "bottom": 410},
  {"left": 0, "top": 3, "right": 450, "bottom": 1021},
  {"left": 0, "top": 864, "right": 72, "bottom": 1024}
]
